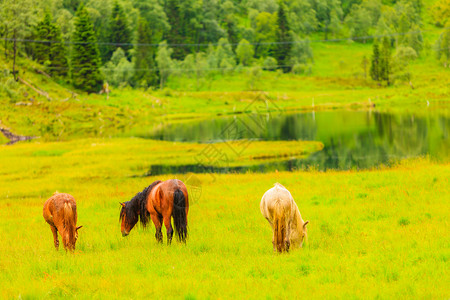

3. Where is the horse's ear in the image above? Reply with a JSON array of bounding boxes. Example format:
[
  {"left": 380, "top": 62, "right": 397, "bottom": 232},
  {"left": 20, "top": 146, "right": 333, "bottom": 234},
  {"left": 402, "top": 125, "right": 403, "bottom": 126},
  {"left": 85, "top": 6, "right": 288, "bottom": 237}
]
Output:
[
  {"left": 303, "top": 221, "right": 309, "bottom": 228},
  {"left": 76, "top": 226, "right": 83, "bottom": 231},
  {"left": 119, "top": 202, "right": 125, "bottom": 207}
]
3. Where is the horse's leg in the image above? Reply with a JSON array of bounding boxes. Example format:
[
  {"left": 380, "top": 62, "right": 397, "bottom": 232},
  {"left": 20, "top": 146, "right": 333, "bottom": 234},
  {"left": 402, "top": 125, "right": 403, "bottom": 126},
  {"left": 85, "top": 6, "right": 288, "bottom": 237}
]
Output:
[
  {"left": 150, "top": 213, "right": 163, "bottom": 243},
  {"left": 51, "top": 225, "right": 59, "bottom": 250},
  {"left": 163, "top": 215, "right": 174, "bottom": 245}
]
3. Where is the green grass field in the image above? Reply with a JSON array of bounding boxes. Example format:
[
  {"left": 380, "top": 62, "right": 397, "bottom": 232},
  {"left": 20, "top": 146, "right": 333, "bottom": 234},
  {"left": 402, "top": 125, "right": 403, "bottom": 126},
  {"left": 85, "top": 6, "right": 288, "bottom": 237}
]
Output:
[{"left": 0, "top": 138, "right": 448, "bottom": 298}]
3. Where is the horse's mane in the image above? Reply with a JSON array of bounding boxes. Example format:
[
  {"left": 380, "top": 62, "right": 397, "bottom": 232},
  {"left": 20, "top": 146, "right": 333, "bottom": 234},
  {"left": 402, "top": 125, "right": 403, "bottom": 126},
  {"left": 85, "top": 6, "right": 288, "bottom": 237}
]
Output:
[{"left": 120, "top": 180, "right": 162, "bottom": 228}]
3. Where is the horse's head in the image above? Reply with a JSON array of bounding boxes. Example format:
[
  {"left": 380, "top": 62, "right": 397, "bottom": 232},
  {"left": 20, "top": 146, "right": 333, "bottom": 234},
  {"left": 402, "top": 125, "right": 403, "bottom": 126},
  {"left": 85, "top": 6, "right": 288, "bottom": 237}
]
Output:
[
  {"left": 64, "top": 225, "right": 83, "bottom": 251},
  {"left": 119, "top": 202, "right": 138, "bottom": 237},
  {"left": 299, "top": 220, "right": 309, "bottom": 248}
]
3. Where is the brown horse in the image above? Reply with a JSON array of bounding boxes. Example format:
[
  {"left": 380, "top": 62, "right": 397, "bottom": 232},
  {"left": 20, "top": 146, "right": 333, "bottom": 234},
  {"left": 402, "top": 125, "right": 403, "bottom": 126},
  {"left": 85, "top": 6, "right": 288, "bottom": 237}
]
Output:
[
  {"left": 43, "top": 192, "right": 82, "bottom": 251},
  {"left": 120, "top": 179, "right": 189, "bottom": 244}
]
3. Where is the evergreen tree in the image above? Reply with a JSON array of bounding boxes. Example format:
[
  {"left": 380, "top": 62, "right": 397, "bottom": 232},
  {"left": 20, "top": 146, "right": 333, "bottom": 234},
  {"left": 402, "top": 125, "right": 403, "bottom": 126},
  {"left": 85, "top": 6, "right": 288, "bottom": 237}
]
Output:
[
  {"left": 224, "top": 14, "right": 239, "bottom": 51},
  {"left": 370, "top": 43, "right": 380, "bottom": 81},
  {"left": 106, "top": 1, "right": 132, "bottom": 61},
  {"left": 34, "top": 13, "right": 68, "bottom": 77},
  {"left": 133, "top": 17, "right": 158, "bottom": 87},
  {"left": 165, "top": 0, "right": 184, "bottom": 59},
  {"left": 272, "top": 2, "right": 292, "bottom": 72},
  {"left": 164, "top": 0, "right": 199, "bottom": 60},
  {"left": 71, "top": 4, "right": 103, "bottom": 92},
  {"left": 380, "top": 37, "right": 391, "bottom": 85},
  {"left": 33, "top": 13, "right": 53, "bottom": 64}
]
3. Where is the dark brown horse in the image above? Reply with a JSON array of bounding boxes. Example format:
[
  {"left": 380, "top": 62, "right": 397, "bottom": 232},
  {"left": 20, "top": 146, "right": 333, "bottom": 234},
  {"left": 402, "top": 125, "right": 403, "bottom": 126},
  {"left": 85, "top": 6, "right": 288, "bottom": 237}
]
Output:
[
  {"left": 43, "top": 192, "right": 82, "bottom": 251},
  {"left": 120, "top": 179, "right": 189, "bottom": 244}
]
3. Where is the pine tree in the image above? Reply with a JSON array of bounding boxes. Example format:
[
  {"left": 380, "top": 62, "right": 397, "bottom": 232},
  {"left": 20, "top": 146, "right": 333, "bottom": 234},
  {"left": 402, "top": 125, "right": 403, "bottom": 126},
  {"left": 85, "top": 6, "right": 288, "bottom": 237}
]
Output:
[
  {"left": 106, "top": 1, "right": 132, "bottom": 61},
  {"left": 133, "top": 17, "right": 158, "bottom": 87},
  {"left": 272, "top": 2, "right": 292, "bottom": 72},
  {"left": 71, "top": 4, "right": 103, "bottom": 92},
  {"left": 34, "top": 13, "right": 68, "bottom": 77},
  {"left": 164, "top": 0, "right": 198, "bottom": 60},
  {"left": 380, "top": 37, "right": 391, "bottom": 86},
  {"left": 370, "top": 43, "right": 380, "bottom": 81},
  {"left": 49, "top": 27, "right": 69, "bottom": 77},
  {"left": 33, "top": 13, "right": 53, "bottom": 64},
  {"left": 165, "top": 0, "right": 186, "bottom": 60}
]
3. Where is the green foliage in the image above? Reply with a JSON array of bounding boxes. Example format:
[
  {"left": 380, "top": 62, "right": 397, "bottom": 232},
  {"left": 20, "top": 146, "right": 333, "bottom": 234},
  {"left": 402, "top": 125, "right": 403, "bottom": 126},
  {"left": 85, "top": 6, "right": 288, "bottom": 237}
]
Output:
[
  {"left": 133, "top": 17, "right": 158, "bottom": 88},
  {"left": 165, "top": 0, "right": 201, "bottom": 60},
  {"left": 1, "top": 0, "right": 38, "bottom": 79},
  {"left": 370, "top": 43, "right": 381, "bottom": 81},
  {"left": 156, "top": 41, "right": 174, "bottom": 89},
  {"left": 391, "top": 46, "right": 417, "bottom": 83},
  {"left": 101, "top": 48, "right": 133, "bottom": 87},
  {"left": 215, "top": 38, "right": 236, "bottom": 74},
  {"left": 262, "top": 56, "right": 277, "bottom": 70},
  {"left": 236, "top": 39, "right": 254, "bottom": 66},
  {"left": 289, "top": 35, "right": 313, "bottom": 67},
  {"left": 431, "top": 0, "right": 450, "bottom": 27},
  {"left": 286, "top": 0, "right": 318, "bottom": 34},
  {"left": 133, "top": 0, "right": 169, "bottom": 43},
  {"left": 370, "top": 37, "right": 391, "bottom": 85},
  {"left": 33, "top": 13, "right": 68, "bottom": 77},
  {"left": 251, "top": 11, "right": 277, "bottom": 58},
  {"left": 105, "top": 1, "right": 132, "bottom": 61},
  {"left": 379, "top": 36, "right": 391, "bottom": 85},
  {"left": 345, "top": 3, "right": 372, "bottom": 42},
  {"left": 272, "top": 3, "right": 292, "bottom": 72},
  {"left": 0, "top": 0, "right": 446, "bottom": 92},
  {"left": 309, "top": 0, "right": 343, "bottom": 40},
  {"left": 71, "top": 4, "right": 103, "bottom": 92},
  {"left": 435, "top": 27, "right": 450, "bottom": 67}
]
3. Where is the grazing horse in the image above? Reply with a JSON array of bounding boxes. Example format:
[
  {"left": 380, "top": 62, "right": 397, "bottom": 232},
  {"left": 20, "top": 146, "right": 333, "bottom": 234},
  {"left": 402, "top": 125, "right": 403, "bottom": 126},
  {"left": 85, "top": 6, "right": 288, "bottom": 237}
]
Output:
[
  {"left": 120, "top": 179, "right": 189, "bottom": 244},
  {"left": 260, "top": 183, "right": 309, "bottom": 253},
  {"left": 43, "top": 192, "right": 82, "bottom": 251}
]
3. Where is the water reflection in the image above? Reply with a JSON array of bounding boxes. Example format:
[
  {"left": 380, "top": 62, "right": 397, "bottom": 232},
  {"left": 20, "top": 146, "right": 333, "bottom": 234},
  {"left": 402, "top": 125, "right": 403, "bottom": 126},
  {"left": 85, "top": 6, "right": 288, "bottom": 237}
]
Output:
[{"left": 143, "top": 110, "right": 449, "bottom": 173}]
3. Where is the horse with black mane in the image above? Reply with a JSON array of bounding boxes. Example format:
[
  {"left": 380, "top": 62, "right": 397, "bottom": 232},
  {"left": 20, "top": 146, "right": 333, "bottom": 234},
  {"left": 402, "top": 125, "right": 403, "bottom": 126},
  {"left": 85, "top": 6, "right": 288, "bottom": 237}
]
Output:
[{"left": 120, "top": 179, "right": 189, "bottom": 244}]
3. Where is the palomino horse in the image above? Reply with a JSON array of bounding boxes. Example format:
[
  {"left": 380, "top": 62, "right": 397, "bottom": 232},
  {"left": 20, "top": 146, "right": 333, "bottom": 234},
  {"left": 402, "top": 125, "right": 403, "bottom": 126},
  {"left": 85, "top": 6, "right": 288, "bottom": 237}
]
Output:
[
  {"left": 260, "top": 183, "right": 309, "bottom": 253},
  {"left": 120, "top": 179, "right": 189, "bottom": 244},
  {"left": 43, "top": 192, "right": 82, "bottom": 251}
]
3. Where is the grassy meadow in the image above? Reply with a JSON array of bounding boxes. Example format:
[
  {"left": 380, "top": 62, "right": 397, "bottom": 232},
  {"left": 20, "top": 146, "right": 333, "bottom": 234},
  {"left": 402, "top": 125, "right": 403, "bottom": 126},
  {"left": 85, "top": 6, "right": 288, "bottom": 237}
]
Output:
[{"left": 0, "top": 138, "right": 449, "bottom": 298}]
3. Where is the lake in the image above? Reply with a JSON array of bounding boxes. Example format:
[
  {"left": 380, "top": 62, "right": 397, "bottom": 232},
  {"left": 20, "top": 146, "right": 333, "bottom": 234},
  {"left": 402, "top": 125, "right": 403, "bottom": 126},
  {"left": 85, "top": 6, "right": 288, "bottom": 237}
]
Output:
[{"left": 142, "top": 109, "right": 449, "bottom": 174}]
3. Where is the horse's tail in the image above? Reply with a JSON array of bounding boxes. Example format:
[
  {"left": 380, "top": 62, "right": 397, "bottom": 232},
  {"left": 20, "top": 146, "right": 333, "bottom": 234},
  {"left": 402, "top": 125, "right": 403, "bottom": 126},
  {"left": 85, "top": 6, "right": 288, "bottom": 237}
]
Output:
[
  {"left": 173, "top": 189, "right": 188, "bottom": 242},
  {"left": 63, "top": 202, "right": 76, "bottom": 247},
  {"left": 273, "top": 202, "right": 286, "bottom": 253}
]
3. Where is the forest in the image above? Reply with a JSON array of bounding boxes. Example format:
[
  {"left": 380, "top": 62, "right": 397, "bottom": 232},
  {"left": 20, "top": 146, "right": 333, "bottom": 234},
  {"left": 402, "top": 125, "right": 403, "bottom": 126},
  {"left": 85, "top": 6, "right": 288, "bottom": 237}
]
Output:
[{"left": 1, "top": 0, "right": 449, "bottom": 92}]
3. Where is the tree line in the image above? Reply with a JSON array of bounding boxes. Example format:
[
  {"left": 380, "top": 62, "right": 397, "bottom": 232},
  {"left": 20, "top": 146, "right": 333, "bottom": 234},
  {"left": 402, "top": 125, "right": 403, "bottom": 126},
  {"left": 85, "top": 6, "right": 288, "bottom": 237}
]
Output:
[{"left": 0, "top": 0, "right": 449, "bottom": 92}]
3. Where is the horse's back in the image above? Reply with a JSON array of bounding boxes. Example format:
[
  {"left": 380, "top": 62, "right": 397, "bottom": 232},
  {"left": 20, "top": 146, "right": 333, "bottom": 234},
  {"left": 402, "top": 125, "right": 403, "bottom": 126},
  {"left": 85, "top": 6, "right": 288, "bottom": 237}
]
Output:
[
  {"left": 261, "top": 184, "right": 293, "bottom": 222},
  {"left": 158, "top": 179, "right": 188, "bottom": 199},
  {"left": 43, "top": 193, "right": 77, "bottom": 225}
]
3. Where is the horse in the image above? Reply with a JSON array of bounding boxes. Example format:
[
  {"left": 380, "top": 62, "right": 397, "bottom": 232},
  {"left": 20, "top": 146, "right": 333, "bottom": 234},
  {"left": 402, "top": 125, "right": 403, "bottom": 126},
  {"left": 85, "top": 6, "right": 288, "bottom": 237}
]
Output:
[
  {"left": 43, "top": 192, "right": 82, "bottom": 251},
  {"left": 120, "top": 179, "right": 189, "bottom": 244},
  {"left": 260, "top": 183, "right": 309, "bottom": 253}
]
